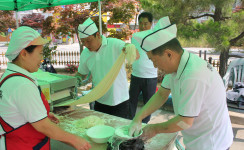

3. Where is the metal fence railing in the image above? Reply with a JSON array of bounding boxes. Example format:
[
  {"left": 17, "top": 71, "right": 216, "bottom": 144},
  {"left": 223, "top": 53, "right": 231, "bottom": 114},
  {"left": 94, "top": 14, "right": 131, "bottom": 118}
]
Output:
[
  {"left": 0, "top": 50, "right": 81, "bottom": 69},
  {"left": 0, "top": 50, "right": 221, "bottom": 70},
  {"left": 50, "top": 51, "right": 80, "bottom": 67}
]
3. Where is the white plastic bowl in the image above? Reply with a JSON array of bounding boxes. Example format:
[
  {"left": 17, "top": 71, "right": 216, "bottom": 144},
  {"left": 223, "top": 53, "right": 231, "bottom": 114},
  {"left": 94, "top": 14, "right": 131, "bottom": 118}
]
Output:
[{"left": 86, "top": 125, "right": 115, "bottom": 143}]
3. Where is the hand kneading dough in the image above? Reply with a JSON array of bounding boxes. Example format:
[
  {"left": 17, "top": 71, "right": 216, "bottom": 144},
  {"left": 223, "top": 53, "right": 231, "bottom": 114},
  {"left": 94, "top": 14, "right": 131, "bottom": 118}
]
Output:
[{"left": 73, "top": 115, "right": 105, "bottom": 129}]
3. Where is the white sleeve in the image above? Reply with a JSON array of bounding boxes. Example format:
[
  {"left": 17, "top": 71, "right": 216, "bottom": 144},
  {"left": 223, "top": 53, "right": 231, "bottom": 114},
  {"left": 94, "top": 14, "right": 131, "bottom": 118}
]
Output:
[
  {"left": 14, "top": 82, "right": 47, "bottom": 123},
  {"left": 131, "top": 37, "right": 143, "bottom": 55},
  {"left": 130, "top": 37, "right": 139, "bottom": 50},
  {"left": 177, "top": 78, "right": 206, "bottom": 117},
  {"left": 78, "top": 49, "right": 89, "bottom": 75},
  {"left": 110, "top": 38, "right": 125, "bottom": 56},
  {"left": 161, "top": 74, "right": 171, "bottom": 90},
  {"left": 131, "top": 37, "right": 139, "bottom": 47}
]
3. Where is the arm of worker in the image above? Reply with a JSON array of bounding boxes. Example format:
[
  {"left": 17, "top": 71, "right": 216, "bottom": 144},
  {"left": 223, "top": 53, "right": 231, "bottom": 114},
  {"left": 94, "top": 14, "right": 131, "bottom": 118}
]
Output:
[
  {"left": 32, "top": 118, "right": 91, "bottom": 150},
  {"left": 129, "top": 87, "right": 170, "bottom": 136},
  {"left": 141, "top": 115, "right": 194, "bottom": 140},
  {"left": 15, "top": 83, "right": 90, "bottom": 149},
  {"left": 76, "top": 49, "right": 91, "bottom": 87},
  {"left": 138, "top": 76, "right": 203, "bottom": 140}
]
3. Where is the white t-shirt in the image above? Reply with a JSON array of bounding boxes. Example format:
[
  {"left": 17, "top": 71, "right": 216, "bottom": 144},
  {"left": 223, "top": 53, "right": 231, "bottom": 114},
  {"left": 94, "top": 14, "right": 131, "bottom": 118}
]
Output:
[
  {"left": 0, "top": 63, "right": 47, "bottom": 146},
  {"left": 78, "top": 35, "right": 129, "bottom": 106},
  {"left": 131, "top": 37, "right": 158, "bottom": 78},
  {"left": 161, "top": 50, "right": 233, "bottom": 150}
]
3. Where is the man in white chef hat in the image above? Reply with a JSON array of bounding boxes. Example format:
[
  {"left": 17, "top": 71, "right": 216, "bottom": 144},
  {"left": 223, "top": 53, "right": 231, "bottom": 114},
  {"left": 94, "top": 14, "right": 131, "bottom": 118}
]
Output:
[
  {"left": 76, "top": 17, "right": 139, "bottom": 119},
  {"left": 129, "top": 16, "right": 233, "bottom": 150}
]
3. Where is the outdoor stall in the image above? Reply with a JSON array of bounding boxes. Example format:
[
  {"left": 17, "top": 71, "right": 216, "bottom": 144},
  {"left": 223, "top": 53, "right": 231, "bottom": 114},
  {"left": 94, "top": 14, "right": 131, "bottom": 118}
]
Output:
[
  {"left": 1, "top": 1, "right": 178, "bottom": 150},
  {"left": 51, "top": 106, "right": 178, "bottom": 150}
]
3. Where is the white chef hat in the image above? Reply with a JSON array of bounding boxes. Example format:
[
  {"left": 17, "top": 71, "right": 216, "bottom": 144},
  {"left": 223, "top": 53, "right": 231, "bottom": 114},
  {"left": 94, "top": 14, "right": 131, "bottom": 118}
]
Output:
[
  {"left": 6, "top": 26, "right": 49, "bottom": 61},
  {"left": 78, "top": 18, "right": 98, "bottom": 39},
  {"left": 133, "top": 16, "right": 177, "bottom": 52}
]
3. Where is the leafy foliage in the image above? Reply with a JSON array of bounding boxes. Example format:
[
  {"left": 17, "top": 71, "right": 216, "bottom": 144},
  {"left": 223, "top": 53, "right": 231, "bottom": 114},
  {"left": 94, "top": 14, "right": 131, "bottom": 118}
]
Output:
[
  {"left": 140, "top": 0, "right": 244, "bottom": 76},
  {"left": 0, "top": 10, "right": 16, "bottom": 32},
  {"left": 108, "top": 28, "right": 132, "bottom": 41},
  {"left": 91, "top": 0, "right": 137, "bottom": 24},
  {"left": 43, "top": 41, "right": 57, "bottom": 60},
  {"left": 65, "top": 64, "right": 78, "bottom": 74},
  {"left": 42, "top": 16, "right": 55, "bottom": 37},
  {"left": 107, "top": 0, "right": 136, "bottom": 24},
  {"left": 141, "top": 0, "right": 244, "bottom": 47},
  {"left": 54, "top": 5, "right": 90, "bottom": 38},
  {"left": 21, "top": 13, "right": 44, "bottom": 29},
  {"left": 44, "top": 1, "right": 136, "bottom": 52}
]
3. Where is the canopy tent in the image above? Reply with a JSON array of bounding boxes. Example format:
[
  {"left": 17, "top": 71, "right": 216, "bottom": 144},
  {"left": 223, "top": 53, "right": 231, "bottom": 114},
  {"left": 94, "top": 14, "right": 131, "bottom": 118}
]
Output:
[
  {"left": 0, "top": 0, "right": 103, "bottom": 34},
  {"left": 0, "top": 0, "right": 100, "bottom": 11}
]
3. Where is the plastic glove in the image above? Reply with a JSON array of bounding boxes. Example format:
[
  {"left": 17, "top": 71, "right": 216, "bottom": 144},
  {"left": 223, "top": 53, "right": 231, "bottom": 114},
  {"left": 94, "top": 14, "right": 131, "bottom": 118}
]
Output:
[
  {"left": 75, "top": 75, "right": 82, "bottom": 87},
  {"left": 75, "top": 76, "right": 88, "bottom": 87},
  {"left": 123, "top": 43, "right": 138, "bottom": 64},
  {"left": 81, "top": 79, "right": 89, "bottom": 86},
  {"left": 128, "top": 120, "right": 142, "bottom": 137}
]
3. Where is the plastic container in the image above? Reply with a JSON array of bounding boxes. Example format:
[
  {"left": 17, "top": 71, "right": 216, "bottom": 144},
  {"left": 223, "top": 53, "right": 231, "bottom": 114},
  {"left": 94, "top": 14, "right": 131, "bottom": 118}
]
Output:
[{"left": 86, "top": 125, "right": 115, "bottom": 143}]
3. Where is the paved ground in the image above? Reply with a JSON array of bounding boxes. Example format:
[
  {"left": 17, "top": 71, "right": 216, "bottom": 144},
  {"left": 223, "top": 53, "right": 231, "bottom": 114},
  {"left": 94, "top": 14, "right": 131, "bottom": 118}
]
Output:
[{"left": 226, "top": 107, "right": 244, "bottom": 150}]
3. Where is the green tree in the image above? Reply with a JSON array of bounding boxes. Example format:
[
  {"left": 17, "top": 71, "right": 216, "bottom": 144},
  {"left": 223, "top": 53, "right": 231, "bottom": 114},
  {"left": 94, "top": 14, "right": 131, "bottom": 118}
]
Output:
[
  {"left": 140, "top": 0, "right": 244, "bottom": 77},
  {"left": 43, "top": 41, "right": 57, "bottom": 60}
]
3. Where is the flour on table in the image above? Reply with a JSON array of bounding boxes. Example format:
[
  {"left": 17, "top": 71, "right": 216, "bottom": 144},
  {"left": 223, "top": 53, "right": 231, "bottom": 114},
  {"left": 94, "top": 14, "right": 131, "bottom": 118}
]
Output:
[{"left": 58, "top": 115, "right": 105, "bottom": 136}]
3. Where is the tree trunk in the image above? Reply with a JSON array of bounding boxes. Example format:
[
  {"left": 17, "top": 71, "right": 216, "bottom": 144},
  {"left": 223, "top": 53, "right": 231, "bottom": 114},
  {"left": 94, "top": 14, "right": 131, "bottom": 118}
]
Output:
[
  {"left": 134, "top": 14, "right": 138, "bottom": 31},
  {"left": 219, "top": 47, "right": 230, "bottom": 77}
]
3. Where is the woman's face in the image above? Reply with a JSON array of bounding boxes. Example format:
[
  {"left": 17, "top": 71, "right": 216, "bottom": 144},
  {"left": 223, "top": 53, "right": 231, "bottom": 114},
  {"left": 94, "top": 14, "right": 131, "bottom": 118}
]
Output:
[{"left": 24, "top": 45, "right": 44, "bottom": 73}]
